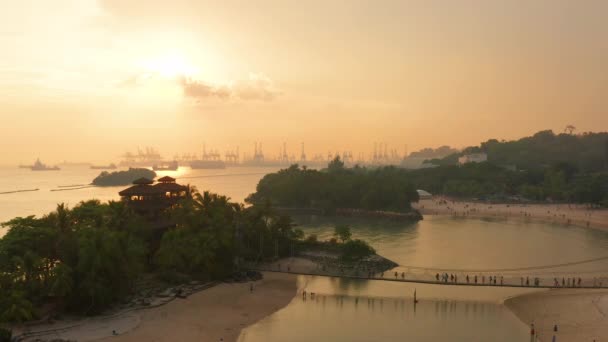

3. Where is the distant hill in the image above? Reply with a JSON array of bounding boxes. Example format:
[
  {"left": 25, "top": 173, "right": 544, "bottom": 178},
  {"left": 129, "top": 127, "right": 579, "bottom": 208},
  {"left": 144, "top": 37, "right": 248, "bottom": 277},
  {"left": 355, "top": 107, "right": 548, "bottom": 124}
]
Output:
[
  {"left": 430, "top": 130, "right": 608, "bottom": 172},
  {"left": 402, "top": 146, "right": 459, "bottom": 169},
  {"left": 413, "top": 130, "right": 608, "bottom": 205},
  {"left": 92, "top": 168, "right": 156, "bottom": 186}
]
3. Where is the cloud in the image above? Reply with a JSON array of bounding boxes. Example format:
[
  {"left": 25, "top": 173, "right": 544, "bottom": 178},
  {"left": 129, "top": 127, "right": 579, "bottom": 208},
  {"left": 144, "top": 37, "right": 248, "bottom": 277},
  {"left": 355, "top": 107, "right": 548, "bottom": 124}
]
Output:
[
  {"left": 117, "top": 70, "right": 280, "bottom": 102},
  {"left": 178, "top": 77, "right": 232, "bottom": 100},
  {"left": 179, "top": 73, "right": 280, "bottom": 102},
  {"left": 232, "top": 73, "right": 279, "bottom": 101}
]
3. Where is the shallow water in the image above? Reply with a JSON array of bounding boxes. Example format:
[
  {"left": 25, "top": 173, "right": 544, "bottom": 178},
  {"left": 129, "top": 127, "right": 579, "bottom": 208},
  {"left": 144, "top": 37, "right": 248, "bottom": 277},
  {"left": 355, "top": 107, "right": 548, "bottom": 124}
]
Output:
[
  {"left": 239, "top": 276, "right": 540, "bottom": 342},
  {"left": 240, "top": 216, "right": 608, "bottom": 341},
  {"left": 294, "top": 215, "right": 608, "bottom": 275}
]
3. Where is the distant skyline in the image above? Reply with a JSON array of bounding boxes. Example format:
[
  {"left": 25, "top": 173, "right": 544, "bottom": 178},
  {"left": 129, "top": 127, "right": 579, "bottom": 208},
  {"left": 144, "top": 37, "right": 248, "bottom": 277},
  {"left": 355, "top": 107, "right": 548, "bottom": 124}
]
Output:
[{"left": 2, "top": 0, "right": 608, "bottom": 164}]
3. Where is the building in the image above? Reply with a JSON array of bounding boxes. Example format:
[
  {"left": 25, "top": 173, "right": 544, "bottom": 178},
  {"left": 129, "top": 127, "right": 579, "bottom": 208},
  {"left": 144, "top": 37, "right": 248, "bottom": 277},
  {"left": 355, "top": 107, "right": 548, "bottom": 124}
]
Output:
[
  {"left": 118, "top": 176, "right": 189, "bottom": 218},
  {"left": 458, "top": 153, "right": 487, "bottom": 165}
]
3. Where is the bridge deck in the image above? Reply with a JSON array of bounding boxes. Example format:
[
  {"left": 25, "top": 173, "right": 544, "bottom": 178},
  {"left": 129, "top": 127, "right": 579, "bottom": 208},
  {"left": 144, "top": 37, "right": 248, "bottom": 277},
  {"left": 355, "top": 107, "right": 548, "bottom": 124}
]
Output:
[{"left": 251, "top": 268, "right": 608, "bottom": 289}]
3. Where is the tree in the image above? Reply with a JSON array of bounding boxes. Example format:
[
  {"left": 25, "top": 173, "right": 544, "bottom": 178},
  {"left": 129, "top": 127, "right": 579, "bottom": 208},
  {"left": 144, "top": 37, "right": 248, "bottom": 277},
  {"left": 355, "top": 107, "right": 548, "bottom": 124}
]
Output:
[
  {"left": 327, "top": 156, "right": 345, "bottom": 172},
  {"left": 0, "top": 291, "right": 34, "bottom": 323},
  {"left": 564, "top": 125, "right": 576, "bottom": 135},
  {"left": 341, "top": 239, "right": 375, "bottom": 261},
  {"left": 333, "top": 225, "right": 352, "bottom": 243}
]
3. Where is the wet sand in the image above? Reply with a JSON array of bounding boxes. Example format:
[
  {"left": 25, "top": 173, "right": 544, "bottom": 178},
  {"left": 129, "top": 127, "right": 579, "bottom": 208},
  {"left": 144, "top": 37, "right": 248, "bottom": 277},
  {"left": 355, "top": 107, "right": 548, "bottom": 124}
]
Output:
[
  {"left": 505, "top": 289, "right": 608, "bottom": 342},
  {"left": 105, "top": 272, "right": 297, "bottom": 342},
  {"left": 414, "top": 198, "right": 608, "bottom": 232}
]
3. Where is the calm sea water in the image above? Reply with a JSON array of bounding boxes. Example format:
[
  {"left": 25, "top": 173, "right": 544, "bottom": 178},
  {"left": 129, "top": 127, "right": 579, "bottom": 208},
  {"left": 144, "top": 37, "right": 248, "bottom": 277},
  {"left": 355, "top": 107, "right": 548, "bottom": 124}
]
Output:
[
  {"left": 0, "top": 165, "right": 280, "bottom": 235},
  {"left": 2, "top": 165, "right": 608, "bottom": 341}
]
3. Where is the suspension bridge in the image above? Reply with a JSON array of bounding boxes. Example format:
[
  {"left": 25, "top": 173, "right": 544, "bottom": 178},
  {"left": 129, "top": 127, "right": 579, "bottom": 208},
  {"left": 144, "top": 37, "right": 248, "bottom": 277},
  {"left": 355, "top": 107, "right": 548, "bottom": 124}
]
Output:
[{"left": 247, "top": 255, "right": 608, "bottom": 290}]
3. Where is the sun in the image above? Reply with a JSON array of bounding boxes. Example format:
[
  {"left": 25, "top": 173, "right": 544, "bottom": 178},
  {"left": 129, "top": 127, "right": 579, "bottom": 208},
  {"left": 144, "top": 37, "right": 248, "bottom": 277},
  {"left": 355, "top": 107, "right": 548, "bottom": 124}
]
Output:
[{"left": 143, "top": 53, "right": 198, "bottom": 78}]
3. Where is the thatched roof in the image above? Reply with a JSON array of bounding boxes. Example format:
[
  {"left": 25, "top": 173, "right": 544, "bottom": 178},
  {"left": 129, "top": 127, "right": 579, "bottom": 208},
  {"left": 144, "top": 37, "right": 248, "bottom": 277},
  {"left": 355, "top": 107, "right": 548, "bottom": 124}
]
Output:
[
  {"left": 132, "top": 177, "right": 154, "bottom": 185},
  {"left": 118, "top": 182, "right": 187, "bottom": 197},
  {"left": 157, "top": 176, "right": 176, "bottom": 183}
]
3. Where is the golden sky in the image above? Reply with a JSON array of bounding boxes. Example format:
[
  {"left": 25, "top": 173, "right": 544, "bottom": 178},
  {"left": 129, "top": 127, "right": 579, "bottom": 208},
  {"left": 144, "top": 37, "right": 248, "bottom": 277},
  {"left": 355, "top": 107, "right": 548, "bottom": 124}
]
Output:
[{"left": 1, "top": 0, "right": 607, "bottom": 164}]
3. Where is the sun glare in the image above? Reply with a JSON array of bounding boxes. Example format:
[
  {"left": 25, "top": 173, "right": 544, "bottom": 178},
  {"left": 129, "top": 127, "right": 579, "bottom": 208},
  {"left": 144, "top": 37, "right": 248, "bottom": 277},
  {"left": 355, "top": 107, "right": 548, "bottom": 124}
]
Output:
[{"left": 143, "top": 53, "right": 198, "bottom": 78}]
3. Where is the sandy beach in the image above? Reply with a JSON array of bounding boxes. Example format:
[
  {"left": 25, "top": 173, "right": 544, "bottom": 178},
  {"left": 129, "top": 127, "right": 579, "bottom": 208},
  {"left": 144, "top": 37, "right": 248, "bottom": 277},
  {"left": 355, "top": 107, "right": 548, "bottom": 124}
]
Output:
[
  {"left": 414, "top": 198, "right": 608, "bottom": 232},
  {"left": 506, "top": 289, "right": 608, "bottom": 342},
  {"left": 105, "top": 272, "right": 296, "bottom": 342},
  {"left": 16, "top": 272, "right": 296, "bottom": 342}
]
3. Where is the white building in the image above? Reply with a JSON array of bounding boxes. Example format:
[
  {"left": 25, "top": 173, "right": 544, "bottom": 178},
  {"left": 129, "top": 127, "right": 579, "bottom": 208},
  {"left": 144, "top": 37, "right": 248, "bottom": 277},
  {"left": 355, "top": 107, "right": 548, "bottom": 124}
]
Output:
[{"left": 458, "top": 153, "right": 487, "bottom": 165}]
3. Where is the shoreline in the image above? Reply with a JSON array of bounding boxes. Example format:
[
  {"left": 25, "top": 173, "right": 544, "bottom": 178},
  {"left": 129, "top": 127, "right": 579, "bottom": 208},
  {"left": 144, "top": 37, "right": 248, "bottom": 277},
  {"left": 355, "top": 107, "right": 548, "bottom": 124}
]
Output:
[
  {"left": 505, "top": 288, "right": 608, "bottom": 342},
  {"left": 15, "top": 272, "right": 297, "bottom": 342},
  {"left": 414, "top": 198, "right": 608, "bottom": 232}
]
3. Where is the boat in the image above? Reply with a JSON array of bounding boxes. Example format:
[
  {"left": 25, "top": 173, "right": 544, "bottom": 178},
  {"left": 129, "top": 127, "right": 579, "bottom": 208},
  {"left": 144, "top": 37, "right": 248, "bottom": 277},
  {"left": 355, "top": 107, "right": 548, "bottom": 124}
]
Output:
[
  {"left": 91, "top": 163, "right": 117, "bottom": 170},
  {"left": 30, "top": 159, "right": 60, "bottom": 171},
  {"left": 153, "top": 161, "right": 178, "bottom": 171},
  {"left": 190, "top": 160, "right": 226, "bottom": 169}
]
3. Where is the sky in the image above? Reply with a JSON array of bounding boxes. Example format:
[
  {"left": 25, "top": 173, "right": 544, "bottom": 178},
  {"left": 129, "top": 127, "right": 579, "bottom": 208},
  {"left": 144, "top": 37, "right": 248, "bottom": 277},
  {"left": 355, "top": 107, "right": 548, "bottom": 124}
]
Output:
[{"left": 1, "top": 0, "right": 607, "bottom": 164}]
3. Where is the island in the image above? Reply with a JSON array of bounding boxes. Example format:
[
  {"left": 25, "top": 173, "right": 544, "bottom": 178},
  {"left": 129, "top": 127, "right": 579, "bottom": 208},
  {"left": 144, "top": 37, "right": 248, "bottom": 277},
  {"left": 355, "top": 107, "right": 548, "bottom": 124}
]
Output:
[
  {"left": 246, "top": 157, "right": 422, "bottom": 222},
  {"left": 92, "top": 168, "right": 157, "bottom": 186}
]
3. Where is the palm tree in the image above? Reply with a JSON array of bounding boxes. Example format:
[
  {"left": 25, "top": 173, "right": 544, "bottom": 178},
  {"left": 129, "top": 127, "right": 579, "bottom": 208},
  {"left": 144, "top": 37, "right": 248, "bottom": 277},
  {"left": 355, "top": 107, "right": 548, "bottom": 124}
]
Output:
[{"left": 0, "top": 291, "right": 34, "bottom": 323}]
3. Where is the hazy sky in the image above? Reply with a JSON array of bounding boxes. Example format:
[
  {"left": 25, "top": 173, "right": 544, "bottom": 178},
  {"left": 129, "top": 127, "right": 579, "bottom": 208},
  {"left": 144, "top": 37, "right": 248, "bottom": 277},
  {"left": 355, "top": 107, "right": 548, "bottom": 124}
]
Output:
[{"left": 1, "top": 0, "right": 607, "bottom": 163}]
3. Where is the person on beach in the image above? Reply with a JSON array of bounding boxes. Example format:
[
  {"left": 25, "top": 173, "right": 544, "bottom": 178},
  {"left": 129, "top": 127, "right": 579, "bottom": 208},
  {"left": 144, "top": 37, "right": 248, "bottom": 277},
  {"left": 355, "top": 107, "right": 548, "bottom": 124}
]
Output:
[
  {"left": 474, "top": 275, "right": 478, "bottom": 284},
  {"left": 578, "top": 277, "right": 581, "bottom": 287},
  {"left": 500, "top": 276, "right": 503, "bottom": 286},
  {"left": 436, "top": 273, "right": 439, "bottom": 282},
  {"left": 526, "top": 277, "right": 529, "bottom": 286},
  {"left": 482, "top": 275, "right": 485, "bottom": 284},
  {"left": 466, "top": 275, "right": 470, "bottom": 283},
  {"left": 552, "top": 324, "right": 558, "bottom": 342}
]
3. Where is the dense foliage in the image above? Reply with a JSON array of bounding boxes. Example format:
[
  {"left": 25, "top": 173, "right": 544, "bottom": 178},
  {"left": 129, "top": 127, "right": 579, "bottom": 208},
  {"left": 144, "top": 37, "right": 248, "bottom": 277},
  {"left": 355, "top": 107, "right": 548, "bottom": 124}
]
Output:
[
  {"left": 340, "top": 239, "right": 376, "bottom": 261},
  {"left": 0, "top": 190, "right": 301, "bottom": 324},
  {"left": 0, "top": 201, "right": 148, "bottom": 320},
  {"left": 414, "top": 130, "right": 608, "bottom": 205},
  {"left": 430, "top": 130, "right": 608, "bottom": 172},
  {"left": 92, "top": 168, "right": 156, "bottom": 186},
  {"left": 246, "top": 158, "right": 419, "bottom": 212}
]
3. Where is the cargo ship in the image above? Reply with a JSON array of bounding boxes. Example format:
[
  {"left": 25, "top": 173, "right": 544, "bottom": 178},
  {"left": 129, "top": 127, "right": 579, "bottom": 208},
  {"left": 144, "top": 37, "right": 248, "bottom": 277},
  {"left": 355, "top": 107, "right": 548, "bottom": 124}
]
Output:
[
  {"left": 91, "top": 163, "right": 117, "bottom": 170},
  {"left": 30, "top": 159, "right": 60, "bottom": 171},
  {"left": 153, "top": 160, "right": 179, "bottom": 171}
]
